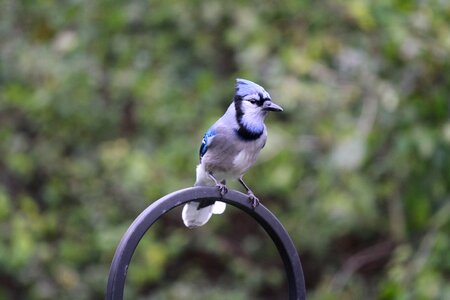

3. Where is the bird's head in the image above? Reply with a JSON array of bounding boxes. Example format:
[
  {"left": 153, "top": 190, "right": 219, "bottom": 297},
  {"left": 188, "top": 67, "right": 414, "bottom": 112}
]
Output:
[{"left": 234, "top": 78, "right": 283, "bottom": 131}]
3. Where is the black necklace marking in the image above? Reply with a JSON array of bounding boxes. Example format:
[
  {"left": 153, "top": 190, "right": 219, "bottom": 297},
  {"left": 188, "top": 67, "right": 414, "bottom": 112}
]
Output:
[{"left": 235, "top": 126, "right": 264, "bottom": 141}]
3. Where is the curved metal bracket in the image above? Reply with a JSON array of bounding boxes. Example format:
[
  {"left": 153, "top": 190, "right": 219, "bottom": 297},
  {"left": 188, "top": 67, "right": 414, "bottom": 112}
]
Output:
[{"left": 106, "top": 187, "right": 306, "bottom": 300}]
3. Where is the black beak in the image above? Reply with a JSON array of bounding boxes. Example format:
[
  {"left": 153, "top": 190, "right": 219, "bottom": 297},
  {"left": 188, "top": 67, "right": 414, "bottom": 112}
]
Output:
[{"left": 262, "top": 101, "right": 283, "bottom": 112}]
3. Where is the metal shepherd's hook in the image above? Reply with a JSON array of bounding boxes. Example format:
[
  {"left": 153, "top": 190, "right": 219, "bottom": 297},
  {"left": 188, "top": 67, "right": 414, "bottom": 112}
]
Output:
[{"left": 106, "top": 187, "right": 306, "bottom": 300}]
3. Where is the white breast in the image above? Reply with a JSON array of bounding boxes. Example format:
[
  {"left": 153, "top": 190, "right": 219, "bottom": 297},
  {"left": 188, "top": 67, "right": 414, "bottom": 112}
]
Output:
[{"left": 232, "top": 145, "right": 261, "bottom": 176}]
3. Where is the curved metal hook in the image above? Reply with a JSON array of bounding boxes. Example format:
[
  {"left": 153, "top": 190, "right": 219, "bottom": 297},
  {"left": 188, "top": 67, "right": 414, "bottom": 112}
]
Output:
[{"left": 106, "top": 187, "right": 306, "bottom": 300}]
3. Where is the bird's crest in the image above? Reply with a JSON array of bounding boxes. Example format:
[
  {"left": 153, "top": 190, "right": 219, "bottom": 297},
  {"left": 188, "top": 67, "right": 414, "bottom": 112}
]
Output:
[{"left": 235, "top": 78, "right": 270, "bottom": 100}]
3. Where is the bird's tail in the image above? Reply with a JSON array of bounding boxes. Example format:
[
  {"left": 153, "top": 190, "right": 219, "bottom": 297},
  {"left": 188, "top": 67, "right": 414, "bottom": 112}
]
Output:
[{"left": 182, "top": 167, "right": 227, "bottom": 228}]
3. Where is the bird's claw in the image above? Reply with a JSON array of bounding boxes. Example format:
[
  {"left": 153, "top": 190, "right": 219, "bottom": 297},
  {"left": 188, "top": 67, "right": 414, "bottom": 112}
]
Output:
[
  {"left": 216, "top": 183, "right": 228, "bottom": 197},
  {"left": 248, "top": 192, "right": 260, "bottom": 209}
]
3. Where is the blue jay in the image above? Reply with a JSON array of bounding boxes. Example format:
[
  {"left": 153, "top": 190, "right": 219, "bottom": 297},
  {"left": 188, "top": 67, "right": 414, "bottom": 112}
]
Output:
[{"left": 182, "top": 78, "right": 283, "bottom": 228}]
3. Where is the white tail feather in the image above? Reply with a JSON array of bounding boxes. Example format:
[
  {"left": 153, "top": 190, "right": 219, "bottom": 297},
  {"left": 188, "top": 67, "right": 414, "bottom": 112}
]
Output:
[
  {"left": 212, "top": 201, "right": 226, "bottom": 214},
  {"left": 182, "top": 164, "right": 227, "bottom": 228},
  {"left": 182, "top": 202, "right": 213, "bottom": 228}
]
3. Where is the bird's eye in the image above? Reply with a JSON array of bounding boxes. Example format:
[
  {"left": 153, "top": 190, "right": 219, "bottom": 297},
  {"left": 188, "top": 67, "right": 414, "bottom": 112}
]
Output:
[{"left": 248, "top": 99, "right": 257, "bottom": 104}]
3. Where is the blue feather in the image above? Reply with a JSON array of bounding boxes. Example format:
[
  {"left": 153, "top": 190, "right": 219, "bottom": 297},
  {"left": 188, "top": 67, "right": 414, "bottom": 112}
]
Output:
[
  {"left": 235, "top": 78, "right": 270, "bottom": 100},
  {"left": 199, "top": 127, "right": 216, "bottom": 161}
]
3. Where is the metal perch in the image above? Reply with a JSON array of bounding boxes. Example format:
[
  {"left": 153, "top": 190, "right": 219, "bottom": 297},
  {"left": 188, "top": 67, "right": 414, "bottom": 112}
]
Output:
[{"left": 106, "top": 187, "right": 306, "bottom": 300}]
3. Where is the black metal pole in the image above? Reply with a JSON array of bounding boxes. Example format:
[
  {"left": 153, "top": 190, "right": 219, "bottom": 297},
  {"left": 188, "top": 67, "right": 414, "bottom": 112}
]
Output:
[{"left": 106, "top": 187, "right": 306, "bottom": 300}]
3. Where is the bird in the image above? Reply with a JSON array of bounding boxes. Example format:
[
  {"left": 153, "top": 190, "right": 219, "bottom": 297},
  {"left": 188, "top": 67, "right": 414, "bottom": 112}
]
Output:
[{"left": 182, "top": 78, "right": 283, "bottom": 228}]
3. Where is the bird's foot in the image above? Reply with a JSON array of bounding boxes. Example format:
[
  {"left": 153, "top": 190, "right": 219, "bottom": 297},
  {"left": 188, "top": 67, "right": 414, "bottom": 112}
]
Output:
[
  {"left": 248, "top": 192, "right": 260, "bottom": 209},
  {"left": 216, "top": 182, "right": 228, "bottom": 197}
]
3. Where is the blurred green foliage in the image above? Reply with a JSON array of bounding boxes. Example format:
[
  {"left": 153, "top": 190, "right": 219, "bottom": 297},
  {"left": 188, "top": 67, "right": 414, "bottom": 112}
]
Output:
[{"left": 1, "top": 0, "right": 450, "bottom": 299}]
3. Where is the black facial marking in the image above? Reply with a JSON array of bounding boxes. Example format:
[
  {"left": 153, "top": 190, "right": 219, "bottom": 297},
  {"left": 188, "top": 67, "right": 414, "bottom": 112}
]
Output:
[
  {"left": 256, "top": 93, "right": 271, "bottom": 106},
  {"left": 234, "top": 95, "right": 244, "bottom": 124},
  {"left": 234, "top": 94, "right": 264, "bottom": 141}
]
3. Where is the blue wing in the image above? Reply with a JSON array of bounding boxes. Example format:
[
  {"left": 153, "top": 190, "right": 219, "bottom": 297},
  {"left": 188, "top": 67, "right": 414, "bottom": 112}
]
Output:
[{"left": 199, "top": 127, "right": 216, "bottom": 162}]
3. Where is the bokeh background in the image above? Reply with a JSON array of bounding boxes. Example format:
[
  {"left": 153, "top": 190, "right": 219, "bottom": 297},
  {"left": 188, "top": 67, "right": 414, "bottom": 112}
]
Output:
[{"left": 1, "top": 1, "right": 450, "bottom": 299}]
